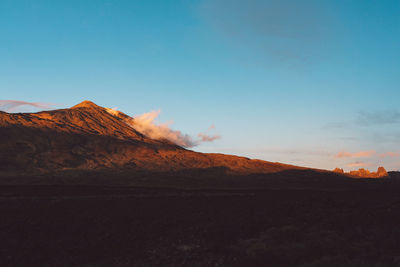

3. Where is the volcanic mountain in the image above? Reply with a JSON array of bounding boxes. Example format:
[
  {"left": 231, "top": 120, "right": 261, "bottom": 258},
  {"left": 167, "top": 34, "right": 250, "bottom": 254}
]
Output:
[{"left": 0, "top": 100, "right": 306, "bottom": 175}]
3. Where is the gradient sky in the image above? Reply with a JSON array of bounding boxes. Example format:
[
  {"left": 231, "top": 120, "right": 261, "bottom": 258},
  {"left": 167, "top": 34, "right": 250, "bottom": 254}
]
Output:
[{"left": 1, "top": 0, "right": 399, "bottom": 171}]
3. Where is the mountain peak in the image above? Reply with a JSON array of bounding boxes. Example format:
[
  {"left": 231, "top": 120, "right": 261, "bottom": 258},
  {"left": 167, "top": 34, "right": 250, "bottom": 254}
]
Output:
[
  {"left": 71, "top": 100, "right": 101, "bottom": 109},
  {"left": 0, "top": 100, "right": 309, "bottom": 175}
]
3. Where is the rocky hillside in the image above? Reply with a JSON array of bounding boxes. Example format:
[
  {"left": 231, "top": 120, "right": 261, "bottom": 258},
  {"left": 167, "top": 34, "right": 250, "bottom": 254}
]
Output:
[{"left": 0, "top": 101, "right": 304, "bottom": 175}]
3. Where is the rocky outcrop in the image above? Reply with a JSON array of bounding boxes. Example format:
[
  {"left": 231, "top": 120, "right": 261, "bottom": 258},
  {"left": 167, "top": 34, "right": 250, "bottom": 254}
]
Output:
[{"left": 333, "top": 167, "right": 388, "bottom": 178}]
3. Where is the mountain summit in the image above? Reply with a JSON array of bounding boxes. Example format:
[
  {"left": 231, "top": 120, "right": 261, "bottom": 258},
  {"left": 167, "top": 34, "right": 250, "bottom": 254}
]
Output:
[
  {"left": 0, "top": 100, "right": 147, "bottom": 141},
  {"left": 71, "top": 100, "right": 101, "bottom": 109},
  {"left": 0, "top": 101, "right": 302, "bottom": 174}
]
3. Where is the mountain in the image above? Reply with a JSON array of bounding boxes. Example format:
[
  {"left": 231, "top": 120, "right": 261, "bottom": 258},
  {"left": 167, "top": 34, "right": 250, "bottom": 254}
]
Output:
[{"left": 0, "top": 101, "right": 304, "bottom": 175}]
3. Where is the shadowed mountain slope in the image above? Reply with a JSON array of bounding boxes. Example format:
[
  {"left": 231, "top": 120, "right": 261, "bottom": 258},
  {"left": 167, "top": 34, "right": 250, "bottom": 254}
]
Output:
[{"left": 1, "top": 101, "right": 307, "bottom": 175}]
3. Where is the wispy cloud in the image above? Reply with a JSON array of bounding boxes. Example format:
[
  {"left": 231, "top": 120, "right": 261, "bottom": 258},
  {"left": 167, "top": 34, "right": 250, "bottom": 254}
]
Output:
[
  {"left": 217, "top": 147, "right": 332, "bottom": 157},
  {"left": 369, "top": 132, "right": 400, "bottom": 144},
  {"left": 321, "top": 122, "right": 348, "bottom": 130},
  {"left": 346, "top": 161, "right": 373, "bottom": 168},
  {"left": 198, "top": 0, "right": 334, "bottom": 65},
  {"left": 0, "top": 100, "right": 56, "bottom": 112},
  {"left": 335, "top": 150, "right": 375, "bottom": 159},
  {"left": 357, "top": 110, "right": 400, "bottom": 126},
  {"left": 267, "top": 149, "right": 331, "bottom": 157},
  {"left": 197, "top": 124, "right": 221, "bottom": 142},
  {"left": 378, "top": 152, "right": 400, "bottom": 158},
  {"left": 198, "top": 132, "right": 221, "bottom": 142},
  {"left": 128, "top": 110, "right": 196, "bottom": 147},
  {"left": 322, "top": 110, "right": 400, "bottom": 131},
  {"left": 106, "top": 109, "right": 221, "bottom": 148},
  {"left": 200, "top": 0, "right": 330, "bottom": 40}
]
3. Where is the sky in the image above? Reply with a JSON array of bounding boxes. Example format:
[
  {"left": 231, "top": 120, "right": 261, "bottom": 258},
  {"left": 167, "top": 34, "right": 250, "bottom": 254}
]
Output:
[{"left": 1, "top": 0, "right": 399, "bottom": 171}]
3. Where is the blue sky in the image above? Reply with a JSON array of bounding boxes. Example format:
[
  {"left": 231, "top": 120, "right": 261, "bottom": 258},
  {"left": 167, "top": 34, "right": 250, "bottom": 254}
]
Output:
[{"left": 1, "top": 0, "right": 399, "bottom": 171}]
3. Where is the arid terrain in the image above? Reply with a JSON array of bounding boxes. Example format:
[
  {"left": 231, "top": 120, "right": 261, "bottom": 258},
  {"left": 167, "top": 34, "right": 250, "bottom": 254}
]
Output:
[
  {"left": 1, "top": 102, "right": 399, "bottom": 266},
  {"left": 1, "top": 178, "right": 400, "bottom": 267}
]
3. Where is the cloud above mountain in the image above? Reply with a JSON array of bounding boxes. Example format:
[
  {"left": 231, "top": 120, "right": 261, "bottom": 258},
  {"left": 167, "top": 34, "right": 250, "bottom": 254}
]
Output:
[
  {"left": 130, "top": 110, "right": 196, "bottom": 147},
  {"left": 106, "top": 108, "right": 221, "bottom": 148}
]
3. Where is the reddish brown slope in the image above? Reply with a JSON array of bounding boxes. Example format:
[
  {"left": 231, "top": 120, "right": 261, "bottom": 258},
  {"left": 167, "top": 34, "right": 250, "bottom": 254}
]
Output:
[
  {"left": 0, "top": 101, "right": 304, "bottom": 174},
  {"left": 1, "top": 101, "right": 148, "bottom": 141}
]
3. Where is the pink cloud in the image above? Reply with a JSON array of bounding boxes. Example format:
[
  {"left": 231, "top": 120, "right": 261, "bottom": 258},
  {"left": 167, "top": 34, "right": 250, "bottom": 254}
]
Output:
[
  {"left": 197, "top": 132, "right": 221, "bottom": 142},
  {"left": 0, "top": 100, "right": 56, "bottom": 112},
  {"left": 335, "top": 150, "right": 375, "bottom": 159},
  {"left": 198, "top": 124, "right": 220, "bottom": 143},
  {"left": 378, "top": 152, "right": 400, "bottom": 158},
  {"left": 346, "top": 161, "right": 373, "bottom": 168},
  {"left": 208, "top": 124, "right": 216, "bottom": 130}
]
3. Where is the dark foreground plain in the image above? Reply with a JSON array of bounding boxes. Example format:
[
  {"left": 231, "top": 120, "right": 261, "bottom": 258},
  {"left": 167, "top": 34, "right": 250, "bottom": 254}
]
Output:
[{"left": 1, "top": 171, "right": 400, "bottom": 267}]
